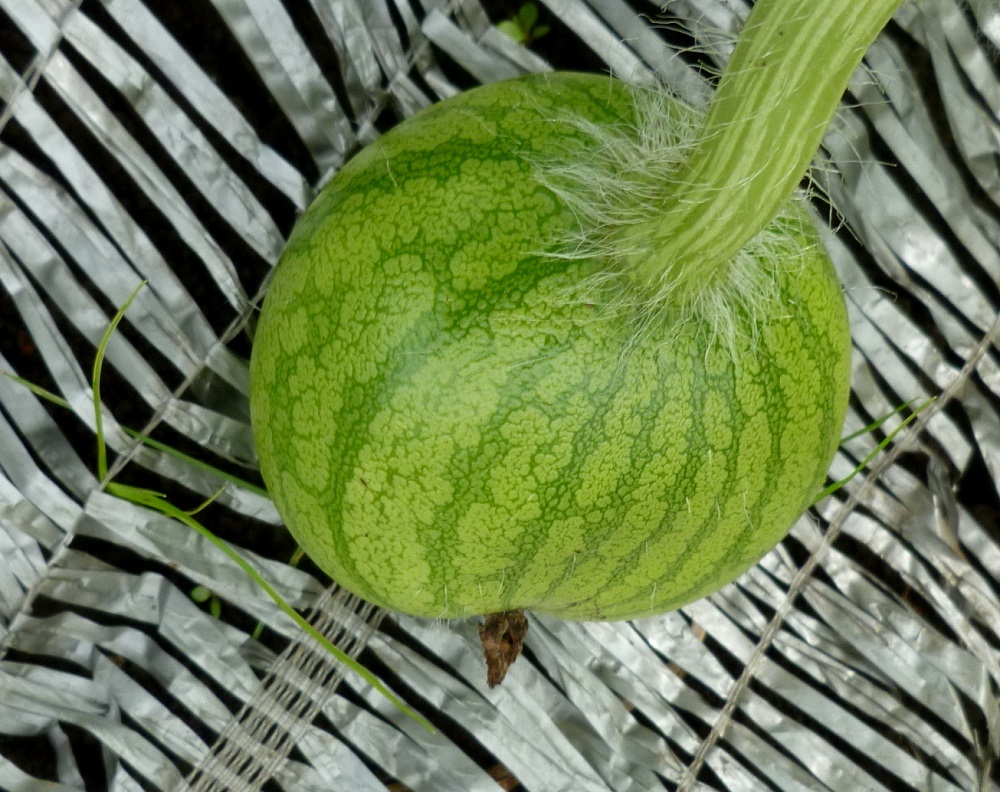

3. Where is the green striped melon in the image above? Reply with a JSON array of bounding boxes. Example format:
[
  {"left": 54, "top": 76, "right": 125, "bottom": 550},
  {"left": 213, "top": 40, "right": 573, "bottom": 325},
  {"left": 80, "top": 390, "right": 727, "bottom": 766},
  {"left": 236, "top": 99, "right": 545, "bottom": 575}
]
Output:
[{"left": 249, "top": 72, "right": 851, "bottom": 625}]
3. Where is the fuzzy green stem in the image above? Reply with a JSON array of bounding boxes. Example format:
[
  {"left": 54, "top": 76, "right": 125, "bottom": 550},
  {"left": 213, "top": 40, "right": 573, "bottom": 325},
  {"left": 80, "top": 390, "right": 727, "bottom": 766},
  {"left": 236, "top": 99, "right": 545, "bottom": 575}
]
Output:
[{"left": 630, "top": 0, "right": 905, "bottom": 297}]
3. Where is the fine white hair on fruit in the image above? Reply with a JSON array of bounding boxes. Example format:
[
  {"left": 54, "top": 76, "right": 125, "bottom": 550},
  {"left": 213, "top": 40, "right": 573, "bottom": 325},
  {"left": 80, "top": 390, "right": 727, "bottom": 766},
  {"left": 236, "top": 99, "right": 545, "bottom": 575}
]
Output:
[{"left": 530, "top": 82, "right": 819, "bottom": 364}]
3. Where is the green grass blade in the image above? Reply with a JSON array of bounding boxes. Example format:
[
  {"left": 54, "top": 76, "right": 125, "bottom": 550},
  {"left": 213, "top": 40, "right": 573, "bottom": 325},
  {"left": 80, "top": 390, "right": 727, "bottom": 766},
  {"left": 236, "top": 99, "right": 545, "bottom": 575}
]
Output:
[
  {"left": 4, "top": 324, "right": 267, "bottom": 498},
  {"left": 106, "top": 480, "right": 433, "bottom": 731},
  {"left": 89, "top": 286, "right": 433, "bottom": 732},
  {"left": 813, "top": 397, "right": 935, "bottom": 505},
  {"left": 839, "top": 400, "right": 916, "bottom": 444},
  {"left": 121, "top": 427, "right": 269, "bottom": 497},
  {"left": 93, "top": 282, "right": 147, "bottom": 481},
  {"left": 185, "top": 486, "right": 225, "bottom": 517},
  {"left": 2, "top": 373, "right": 72, "bottom": 409}
]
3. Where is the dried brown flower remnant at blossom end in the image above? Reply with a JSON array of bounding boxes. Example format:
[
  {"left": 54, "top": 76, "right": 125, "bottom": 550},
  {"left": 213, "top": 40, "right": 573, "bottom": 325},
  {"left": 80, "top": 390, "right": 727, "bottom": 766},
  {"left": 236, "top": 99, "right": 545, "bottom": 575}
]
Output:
[{"left": 480, "top": 609, "right": 529, "bottom": 687}]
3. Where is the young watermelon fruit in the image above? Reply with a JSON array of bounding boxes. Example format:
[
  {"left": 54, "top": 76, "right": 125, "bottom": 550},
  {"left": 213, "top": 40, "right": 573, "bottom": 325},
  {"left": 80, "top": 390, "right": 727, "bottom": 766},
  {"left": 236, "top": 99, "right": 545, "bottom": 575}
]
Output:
[{"left": 249, "top": 72, "right": 851, "bottom": 682}]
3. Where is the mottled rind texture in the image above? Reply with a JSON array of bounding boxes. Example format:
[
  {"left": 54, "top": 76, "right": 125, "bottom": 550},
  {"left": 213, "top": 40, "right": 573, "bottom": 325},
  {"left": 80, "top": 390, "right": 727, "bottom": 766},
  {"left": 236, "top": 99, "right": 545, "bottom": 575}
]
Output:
[{"left": 250, "top": 72, "right": 852, "bottom": 621}]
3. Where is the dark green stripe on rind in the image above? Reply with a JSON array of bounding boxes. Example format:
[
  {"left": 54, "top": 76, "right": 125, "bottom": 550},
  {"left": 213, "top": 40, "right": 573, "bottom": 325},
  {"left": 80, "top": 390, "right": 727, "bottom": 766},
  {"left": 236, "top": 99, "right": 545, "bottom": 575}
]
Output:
[
  {"left": 252, "top": 73, "right": 643, "bottom": 612},
  {"left": 249, "top": 72, "right": 853, "bottom": 622},
  {"left": 566, "top": 219, "right": 850, "bottom": 620}
]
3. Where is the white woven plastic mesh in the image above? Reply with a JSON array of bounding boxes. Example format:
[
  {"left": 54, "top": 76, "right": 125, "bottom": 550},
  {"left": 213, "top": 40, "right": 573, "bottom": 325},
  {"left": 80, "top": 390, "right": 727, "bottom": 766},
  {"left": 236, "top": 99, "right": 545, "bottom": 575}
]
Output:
[{"left": 2, "top": 0, "right": 1000, "bottom": 790}]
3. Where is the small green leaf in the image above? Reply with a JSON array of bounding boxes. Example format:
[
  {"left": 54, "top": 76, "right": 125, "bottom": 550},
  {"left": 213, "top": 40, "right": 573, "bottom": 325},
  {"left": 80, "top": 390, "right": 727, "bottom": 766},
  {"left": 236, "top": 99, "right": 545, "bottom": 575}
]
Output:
[
  {"left": 517, "top": 2, "right": 538, "bottom": 30},
  {"left": 497, "top": 19, "right": 526, "bottom": 43},
  {"left": 209, "top": 596, "right": 222, "bottom": 620},
  {"left": 191, "top": 585, "right": 211, "bottom": 603}
]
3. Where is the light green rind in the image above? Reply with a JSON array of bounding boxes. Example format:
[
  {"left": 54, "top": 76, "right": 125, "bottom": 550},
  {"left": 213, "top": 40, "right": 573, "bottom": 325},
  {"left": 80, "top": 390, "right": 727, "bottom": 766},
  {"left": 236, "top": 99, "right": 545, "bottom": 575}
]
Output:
[{"left": 250, "top": 73, "right": 851, "bottom": 622}]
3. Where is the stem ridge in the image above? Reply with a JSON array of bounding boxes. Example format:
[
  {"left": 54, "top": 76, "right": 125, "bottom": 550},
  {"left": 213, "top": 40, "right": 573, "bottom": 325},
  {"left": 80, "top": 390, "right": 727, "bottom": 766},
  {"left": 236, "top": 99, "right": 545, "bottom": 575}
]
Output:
[{"left": 630, "top": 0, "right": 904, "bottom": 301}]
